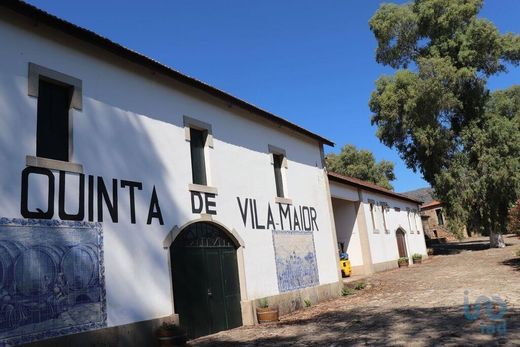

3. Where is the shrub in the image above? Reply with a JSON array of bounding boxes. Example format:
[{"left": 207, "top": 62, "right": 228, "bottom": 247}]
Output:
[
  {"left": 354, "top": 282, "right": 366, "bottom": 290},
  {"left": 258, "top": 298, "right": 269, "bottom": 309},
  {"left": 304, "top": 299, "right": 312, "bottom": 307},
  {"left": 508, "top": 200, "right": 520, "bottom": 235},
  {"left": 398, "top": 257, "right": 408, "bottom": 263},
  {"left": 412, "top": 253, "right": 422, "bottom": 260},
  {"left": 341, "top": 287, "right": 355, "bottom": 296}
]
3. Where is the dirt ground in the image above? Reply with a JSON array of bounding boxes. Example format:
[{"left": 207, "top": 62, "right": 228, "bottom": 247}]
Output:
[{"left": 191, "top": 235, "right": 520, "bottom": 346}]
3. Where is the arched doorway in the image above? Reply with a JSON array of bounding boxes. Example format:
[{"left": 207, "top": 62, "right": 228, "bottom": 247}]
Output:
[
  {"left": 170, "top": 222, "right": 242, "bottom": 338},
  {"left": 396, "top": 228, "right": 408, "bottom": 258}
]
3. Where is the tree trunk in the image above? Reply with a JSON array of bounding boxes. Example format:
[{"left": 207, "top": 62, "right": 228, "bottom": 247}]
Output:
[{"left": 489, "top": 231, "right": 505, "bottom": 248}]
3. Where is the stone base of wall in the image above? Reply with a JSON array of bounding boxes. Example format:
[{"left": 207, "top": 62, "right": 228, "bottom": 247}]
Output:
[
  {"left": 373, "top": 259, "right": 398, "bottom": 273},
  {"left": 245, "top": 281, "right": 343, "bottom": 322},
  {"left": 21, "top": 315, "right": 178, "bottom": 347},
  {"left": 350, "top": 264, "right": 366, "bottom": 276}
]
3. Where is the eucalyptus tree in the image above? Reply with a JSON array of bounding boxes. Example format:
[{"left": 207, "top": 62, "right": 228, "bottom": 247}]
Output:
[{"left": 368, "top": 0, "right": 520, "bottom": 247}]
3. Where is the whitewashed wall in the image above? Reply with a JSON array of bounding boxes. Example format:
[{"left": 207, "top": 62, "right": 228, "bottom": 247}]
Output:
[
  {"left": 0, "top": 13, "right": 338, "bottom": 329},
  {"left": 331, "top": 199, "right": 363, "bottom": 267},
  {"left": 360, "top": 191, "right": 428, "bottom": 265},
  {"left": 329, "top": 179, "right": 428, "bottom": 271}
]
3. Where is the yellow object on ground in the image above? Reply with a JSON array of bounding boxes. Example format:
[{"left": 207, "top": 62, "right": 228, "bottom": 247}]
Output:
[{"left": 340, "top": 259, "right": 351, "bottom": 277}]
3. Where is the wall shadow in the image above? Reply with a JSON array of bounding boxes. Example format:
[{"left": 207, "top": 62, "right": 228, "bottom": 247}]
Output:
[{"left": 192, "top": 304, "right": 519, "bottom": 346}]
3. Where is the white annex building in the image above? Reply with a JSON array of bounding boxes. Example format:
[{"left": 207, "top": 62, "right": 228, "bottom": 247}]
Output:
[
  {"left": 0, "top": 2, "right": 427, "bottom": 346},
  {"left": 329, "top": 172, "right": 428, "bottom": 275}
]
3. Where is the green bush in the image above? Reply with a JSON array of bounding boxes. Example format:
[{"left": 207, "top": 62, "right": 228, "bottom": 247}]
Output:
[
  {"left": 354, "top": 282, "right": 366, "bottom": 290},
  {"left": 341, "top": 287, "right": 355, "bottom": 296},
  {"left": 412, "top": 253, "right": 422, "bottom": 260},
  {"left": 258, "top": 298, "right": 269, "bottom": 309},
  {"left": 304, "top": 299, "right": 312, "bottom": 307}
]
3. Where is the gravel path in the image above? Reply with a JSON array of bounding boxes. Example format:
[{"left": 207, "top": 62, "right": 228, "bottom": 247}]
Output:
[{"left": 191, "top": 235, "right": 520, "bottom": 346}]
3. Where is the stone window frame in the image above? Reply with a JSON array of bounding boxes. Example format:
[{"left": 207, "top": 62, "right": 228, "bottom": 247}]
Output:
[
  {"left": 406, "top": 207, "right": 414, "bottom": 234},
  {"left": 380, "top": 201, "right": 390, "bottom": 234},
  {"left": 27, "top": 62, "right": 83, "bottom": 173},
  {"left": 368, "top": 199, "right": 379, "bottom": 234},
  {"left": 268, "top": 145, "right": 292, "bottom": 205},
  {"left": 184, "top": 115, "right": 217, "bottom": 194}
]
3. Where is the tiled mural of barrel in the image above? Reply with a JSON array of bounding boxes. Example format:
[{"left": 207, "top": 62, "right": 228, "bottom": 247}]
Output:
[{"left": 0, "top": 218, "right": 106, "bottom": 346}]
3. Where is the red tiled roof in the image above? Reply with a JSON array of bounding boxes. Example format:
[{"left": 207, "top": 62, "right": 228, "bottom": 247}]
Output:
[
  {"left": 421, "top": 200, "right": 442, "bottom": 209},
  {"left": 1, "top": 1, "right": 334, "bottom": 147},
  {"left": 327, "top": 172, "right": 422, "bottom": 204}
]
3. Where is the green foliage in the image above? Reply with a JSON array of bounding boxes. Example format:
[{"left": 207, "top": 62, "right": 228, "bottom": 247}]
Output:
[
  {"left": 398, "top": 257, "right": 409, "bottom": 263},
  {"left": 341, "top": 287, "right": 355, "bottom": 296},
  {"left": 304, "top": 299, "right": 312, "bottom": 307},
  {"left": 508, "top": 200, "right": 520, "bottom": 235},
  {"left": 354, "top": 282, "right": 366, "bottom": 290},
  {"left": 369, "top": 0, "right": 520, "bottom": 241},
  {"left": 258, "top": 298, "right": 269, "bottom": 309},
  {"left": 326, "top": 144, "right": 396, "bottom": 190},
  {"left": 412, "top": 253, "right": 423, "bottom": 260}
]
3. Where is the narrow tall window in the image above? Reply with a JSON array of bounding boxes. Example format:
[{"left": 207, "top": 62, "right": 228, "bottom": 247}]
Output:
[
  {"left": 273, "top": 153, "right": 284, "bottom": 197},
  {"left": 369, "top": 202, "right": 377, "bottom": 232},
  {"left": 436, "top": 209, "right": 445, "bottom": 225},
  {"left": 37, "top": 79, "right": 72, "bottom": 161},
  {"left": 190, "top": 128, "right": 207, "bottom": 185},
  {"left": 381, "top": 204, "right": 388, "bottom": 232}
]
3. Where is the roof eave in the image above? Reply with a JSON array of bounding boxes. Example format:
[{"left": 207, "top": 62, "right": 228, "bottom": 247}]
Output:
[{"left": 2, "top": 1, "right": 334, "bottom": 147}]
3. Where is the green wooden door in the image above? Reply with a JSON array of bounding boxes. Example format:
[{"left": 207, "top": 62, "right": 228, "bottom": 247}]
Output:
[{"left": 171, "top": 223, "right": 242, "bottom": 338}]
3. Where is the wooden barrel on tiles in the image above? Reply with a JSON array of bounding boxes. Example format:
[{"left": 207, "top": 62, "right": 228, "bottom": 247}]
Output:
[
  {"left": 14, "top": 246, "right": 64, "bottom": 296},
  {"left": 61, "top": 244, "right": 99, "bottom": 291},
  {"left": 0, "top": 240, "right": 25, "bottom": 289}
]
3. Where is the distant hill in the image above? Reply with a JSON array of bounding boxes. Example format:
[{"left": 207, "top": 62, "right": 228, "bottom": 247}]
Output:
[{"left": 402, "top": 187, "right": 435, "bottom": 205}]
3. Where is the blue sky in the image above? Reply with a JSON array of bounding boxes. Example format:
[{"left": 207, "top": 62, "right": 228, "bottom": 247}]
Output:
[{"left": 25, "top": 0, "right": 520, "bottom": 192}]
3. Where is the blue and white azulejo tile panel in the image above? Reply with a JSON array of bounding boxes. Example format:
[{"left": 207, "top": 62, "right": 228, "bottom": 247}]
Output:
[
  {"left": 0, "top": 218, "right": 106, "bottom": 346},
  {"left": 272, "top": 230, "right": 319, "bottom": 293}
]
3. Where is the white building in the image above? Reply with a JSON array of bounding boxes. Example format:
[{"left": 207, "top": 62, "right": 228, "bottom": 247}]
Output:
[
  {"left": 0, "top": 3, "right": 342, "bottom": 345},
  {"left": 328, "top": 172, "right": 428, "bottom": 275}
]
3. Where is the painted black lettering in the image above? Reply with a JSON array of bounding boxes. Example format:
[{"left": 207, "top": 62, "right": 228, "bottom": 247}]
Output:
[
  {"left": 205, "top": 193, "right": 217, "bottom": 215},
  {"left": 88, "top": 175, "right": 94, "bottom": 222},
  {"left": 293, "top": 206, "right": 301, "bottom": 230},
  {"left": 237, "top": 197, "right": 249, "bottom": 227},
  {"left": 58, "top": 171, "right": 84, "bottom": 221},
  {"left": 191, "top": 191, "right": 203, "bottom": 214},
  {"left": 253, "top": 200, "right": 265, "bottom": 229},
  {"left": 249, "top": 199, "right": 255, "bottom": 228},
  {"left": 121, "top": 180, "right": 143, "bottom": 224},
  {"left": 21, "top": 166, "right": 54, "bottom": 219},
  {"left": 310, "top": 207, "right": 319, "bottom": 231},
  {"left": 278, "top": 203, "right": 291, "bottom": 230},
  {"left": 302, "top": 206, "right": 311, "bottom": 231},
  {"left": 147, "top": 186, "right": 164, "bottom": 225},
  {"left": 266, "top": 203, "right": 275, "bottom": 230},
  {"left": 97, "top": 177, "right": 118, "bottom": 223}
]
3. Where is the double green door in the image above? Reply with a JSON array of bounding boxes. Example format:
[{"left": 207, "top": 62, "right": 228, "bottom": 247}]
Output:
[{"left": 171, "top": 223, "right": 242, "bottom": 338}]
